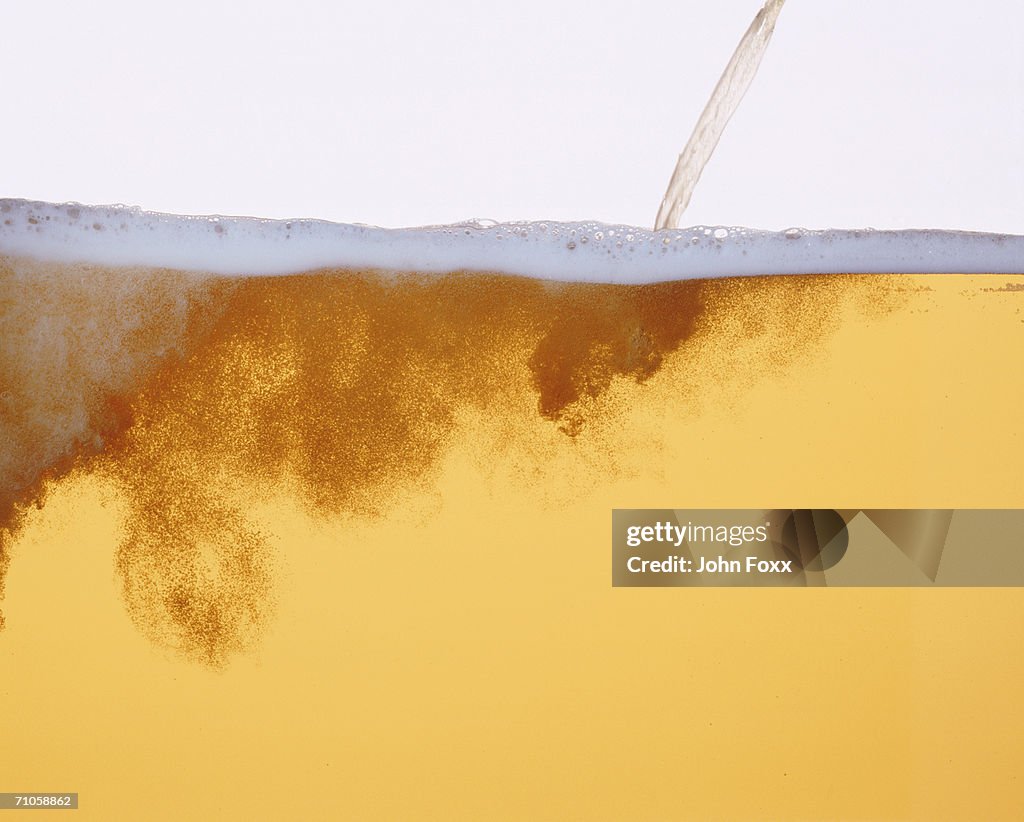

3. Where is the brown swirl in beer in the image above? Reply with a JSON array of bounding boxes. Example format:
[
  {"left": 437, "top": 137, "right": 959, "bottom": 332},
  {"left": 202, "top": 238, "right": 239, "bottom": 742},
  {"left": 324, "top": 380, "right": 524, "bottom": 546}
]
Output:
[{"left": 0, "top": 257, "right": 900, "bottom": 663}]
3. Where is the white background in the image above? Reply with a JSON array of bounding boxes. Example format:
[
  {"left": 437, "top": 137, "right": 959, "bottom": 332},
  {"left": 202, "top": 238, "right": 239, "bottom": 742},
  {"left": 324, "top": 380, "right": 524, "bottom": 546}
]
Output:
[{"left": 4, "top": 0, "right": 1022, "bottom": 231}]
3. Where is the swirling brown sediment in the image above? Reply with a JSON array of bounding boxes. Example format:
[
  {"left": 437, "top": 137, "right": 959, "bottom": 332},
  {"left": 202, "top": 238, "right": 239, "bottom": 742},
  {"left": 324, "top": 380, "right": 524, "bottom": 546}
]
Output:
[{"left": 0, "top": 259, "right": 896, "bottom": 662}]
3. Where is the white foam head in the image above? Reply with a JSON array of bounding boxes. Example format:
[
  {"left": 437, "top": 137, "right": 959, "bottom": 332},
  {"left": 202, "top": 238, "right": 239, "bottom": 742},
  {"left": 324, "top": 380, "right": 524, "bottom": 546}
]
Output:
[{"left": 2, "top": 199, "right": 1023, "bottom": 283}]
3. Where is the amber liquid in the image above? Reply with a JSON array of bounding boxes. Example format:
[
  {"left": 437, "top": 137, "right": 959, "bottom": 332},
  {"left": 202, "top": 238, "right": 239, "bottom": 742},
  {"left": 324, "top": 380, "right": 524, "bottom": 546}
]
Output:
[{"left": 1, "top": 260, "right": 1022, "bottom": 819}]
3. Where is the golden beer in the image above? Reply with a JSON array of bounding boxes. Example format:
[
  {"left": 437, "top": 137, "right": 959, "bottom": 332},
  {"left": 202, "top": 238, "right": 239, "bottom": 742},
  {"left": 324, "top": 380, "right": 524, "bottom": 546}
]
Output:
[{"left": 1, "top": 199, "right": 1023, "bottom": 819}]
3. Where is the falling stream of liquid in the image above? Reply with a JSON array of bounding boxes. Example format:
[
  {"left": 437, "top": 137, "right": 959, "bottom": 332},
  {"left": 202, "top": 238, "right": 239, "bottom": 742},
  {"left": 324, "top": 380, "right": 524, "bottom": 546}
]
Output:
[{"left": 655, "top": 0, "right": 787, "bottom": 230}]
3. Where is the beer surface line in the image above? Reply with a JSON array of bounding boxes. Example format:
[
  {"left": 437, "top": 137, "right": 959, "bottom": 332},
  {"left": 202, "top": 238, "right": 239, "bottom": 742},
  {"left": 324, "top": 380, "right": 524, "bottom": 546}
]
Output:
[{"left": 3, "top": 199, "right": 1024, "bottom": 282}]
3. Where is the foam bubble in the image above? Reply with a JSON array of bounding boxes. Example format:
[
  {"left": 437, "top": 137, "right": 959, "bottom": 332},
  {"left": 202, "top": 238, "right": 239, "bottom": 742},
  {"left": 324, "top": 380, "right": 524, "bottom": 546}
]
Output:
[{"left": 2, "top": 199, "right": 1023, "bottom": 282}]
